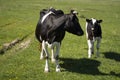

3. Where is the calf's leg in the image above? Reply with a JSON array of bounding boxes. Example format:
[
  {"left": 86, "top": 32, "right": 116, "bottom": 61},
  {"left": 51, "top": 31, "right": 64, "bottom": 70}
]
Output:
[
  {"left": 88, "top": 40, "right": 94, "bottom": 58},
  {"left": 96, "top": 38, "right": 101, "bottom": 57}
]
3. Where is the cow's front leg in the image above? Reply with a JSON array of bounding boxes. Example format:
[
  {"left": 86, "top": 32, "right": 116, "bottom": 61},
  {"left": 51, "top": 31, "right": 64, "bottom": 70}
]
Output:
[
  {"left": 45, "top": 56, "right": 50, "bottom": 72},
  {"left": 40, "top": 44, "right": 45, "bottom": 60},
  {"left": 42, "top": 41, "right": 50, "bottom": 72},
  {"left": 55, "top": 42, "right": 61, "bottom": 72},
  {"left": 88, "top": 40, "right": 94, "bottom": 58}
]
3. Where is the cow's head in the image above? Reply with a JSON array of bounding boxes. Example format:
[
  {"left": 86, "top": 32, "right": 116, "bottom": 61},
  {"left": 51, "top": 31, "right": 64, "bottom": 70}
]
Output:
[
  {"left": 65, "top": 10, "right": 84, "bottom": 36},
  {"left": 86, "top": 18, "right": 102, "bottom": 31}
]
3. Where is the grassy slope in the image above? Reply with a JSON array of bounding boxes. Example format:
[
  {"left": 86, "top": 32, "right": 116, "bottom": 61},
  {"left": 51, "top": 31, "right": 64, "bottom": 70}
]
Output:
[{"left": 0, "top": 0, "right": 120, "bottom": 80}]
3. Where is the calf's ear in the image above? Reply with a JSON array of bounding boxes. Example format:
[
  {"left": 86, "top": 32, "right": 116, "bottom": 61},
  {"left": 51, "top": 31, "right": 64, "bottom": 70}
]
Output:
[
  {"left": 97, "top": 20, "right": 103, "bottom": 23},
  {"left": 86, "top": 19, "right": 91, "bottom": 22}
]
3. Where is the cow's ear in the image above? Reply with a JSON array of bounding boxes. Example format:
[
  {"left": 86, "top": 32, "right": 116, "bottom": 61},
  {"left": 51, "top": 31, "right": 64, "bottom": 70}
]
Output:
[
  {"left": 86, "top": 19, "right": 91, "bottom": 22},
  {"left": 97, "top": 20, "right": 103, "bottom": 23},
  {"left": 71, "top": 10, "right": 78, "bottom": 15}
]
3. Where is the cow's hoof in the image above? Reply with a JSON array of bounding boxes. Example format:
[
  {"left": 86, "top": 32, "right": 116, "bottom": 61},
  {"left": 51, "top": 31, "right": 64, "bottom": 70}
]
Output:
[
  {"left": 44, "top": 69, "right": 50, "bottom": 73},
  {"left": 51, "top": 59, "right": 56, "bottom": 63},
  {"left": 56, "top": 68, "right": 61, "bottom": 72},
  {"left": 88, "top": 55, "right": 91, "bottom": 58},
  {"left": 56, "top": 69, "right": 61, "bottom": 72},
  {"left": 40, "top": 56, "right": 44, "bottom": 60}
]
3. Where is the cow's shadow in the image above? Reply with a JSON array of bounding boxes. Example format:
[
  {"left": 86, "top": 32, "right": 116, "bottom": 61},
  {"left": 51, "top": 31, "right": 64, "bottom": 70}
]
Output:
[
  {"left": 103, "top": 51, "right": 120, "bottom": 62},
  {"left": 60, "top": 58, "right": 120, "bottom": 77},
  {"left": 60, "top": 58, "right": 105, "bottom": 75}
]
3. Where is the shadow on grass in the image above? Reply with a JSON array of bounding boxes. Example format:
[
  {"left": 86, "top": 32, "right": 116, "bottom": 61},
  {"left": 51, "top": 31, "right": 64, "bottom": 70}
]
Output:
[
  {"left": 103, "top": 51, "right": 120, "bottom": 62},
  {"left": 60, "top": 58, "right": 105, "bottom": 75},
  {"left": 60, "top": 58, "right": 120, "bottom": 77}
]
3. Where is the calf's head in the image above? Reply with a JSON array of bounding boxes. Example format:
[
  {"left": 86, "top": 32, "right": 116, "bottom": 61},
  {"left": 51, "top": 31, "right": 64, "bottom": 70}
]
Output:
[
  {"left": 65, "top": 10, "right": 84, "bottom": 36},
  {"left": 86, "top": 18, "right": 102, "bottom": 30},
  {"left": 86, "top": 18, "right": 103, "bottom": 37}
]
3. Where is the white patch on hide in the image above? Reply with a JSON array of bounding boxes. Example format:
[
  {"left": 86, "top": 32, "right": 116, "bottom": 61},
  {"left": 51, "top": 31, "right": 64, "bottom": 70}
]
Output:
[
  {"left": 91, "top": 18, "right": 96, "bottom": 25},
  {"left": 41, "top": 11, "right": 54, "bottom": 23}
]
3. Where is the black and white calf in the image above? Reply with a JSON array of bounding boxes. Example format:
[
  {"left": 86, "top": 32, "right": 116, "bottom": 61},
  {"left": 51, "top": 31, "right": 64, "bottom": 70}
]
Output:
[
  {"left": 35, "top": 9, "right": 84, "bottom": 72},
  {"left": 86, "top": 18, "right": 102, "bottom": 58}
]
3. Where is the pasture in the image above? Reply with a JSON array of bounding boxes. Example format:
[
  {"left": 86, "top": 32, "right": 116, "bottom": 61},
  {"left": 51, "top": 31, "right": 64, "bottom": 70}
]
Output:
[{"left": 0, "top": 0, "right": 120, "bottom": 80}]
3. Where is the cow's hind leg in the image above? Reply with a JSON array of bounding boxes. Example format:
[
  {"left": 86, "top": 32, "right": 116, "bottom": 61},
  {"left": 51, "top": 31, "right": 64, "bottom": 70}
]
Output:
[
  {"left": 40, "top": 44, "right": 45, "bottom": 60},
  {"left": 54, "top": 42, "right": 61, "bottom": 72},
  {"left": 51, "top": 48, "right": 56, "bottom": 63}
]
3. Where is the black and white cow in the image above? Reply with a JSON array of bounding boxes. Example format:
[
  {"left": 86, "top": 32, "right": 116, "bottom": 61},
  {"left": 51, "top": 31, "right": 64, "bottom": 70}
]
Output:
[
  {"left": 35, "top": 9, "right": 84, "bottom": 72},
  {"left": 86, "top": 18, "right": 103, "bottom": 58}
]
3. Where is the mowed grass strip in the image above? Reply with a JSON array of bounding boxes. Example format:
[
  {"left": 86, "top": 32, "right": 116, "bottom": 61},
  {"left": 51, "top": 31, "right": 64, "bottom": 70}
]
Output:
[{"left": 0, "top": 0, "right": 120, "bottom": 80}]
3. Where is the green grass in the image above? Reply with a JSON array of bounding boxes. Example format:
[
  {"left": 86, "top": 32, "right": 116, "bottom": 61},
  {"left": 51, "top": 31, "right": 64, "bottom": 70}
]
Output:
[{"left": 0, "top": 0, "right": 120, "bottom": 80}]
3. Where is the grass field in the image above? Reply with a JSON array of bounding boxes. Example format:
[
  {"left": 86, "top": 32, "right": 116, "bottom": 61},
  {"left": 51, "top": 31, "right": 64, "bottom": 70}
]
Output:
[{"left": 0, "top": 0, "right": 120, "bottom": 80}]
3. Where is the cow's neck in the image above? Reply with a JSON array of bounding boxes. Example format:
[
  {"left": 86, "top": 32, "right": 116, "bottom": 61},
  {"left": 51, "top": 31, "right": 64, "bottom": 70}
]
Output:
[{"left": 54, "top": 15, "right": 67, "bottom": 25}]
